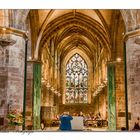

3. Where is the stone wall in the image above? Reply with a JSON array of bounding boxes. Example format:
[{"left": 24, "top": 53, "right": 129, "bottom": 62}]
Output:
[
  {"left": 93, "top": 87, "right": 107, "bottom": 120},
  {"left": 59, "top": 103, "right": 94, "bottom": 115},
  {"left": 0, "top": 34, "right": 25, "bottom": 129},
  {"left": 26, "top": 62, "right": 33, "bottom": 127},
  {"left": 114, "top": 13, "right": 126, "bottom": 130},
  {"left": 0, "top": 66, "right": 8, "bottom": 127},
  {"left": 115, "top": 63, "right": 126, "bottom": 129},
  {"left": 41, "top": 106, "right": 57, "bottom": 121},
  {"left": 93, "top": 96, "right": 99, "bottom": 115},
  {"left": 7, "top": 35, "right": 25, "bottom": 112},
  {"left": 99, "top": 88, "right": 107, "bottom": 120},
  {"left": 126, "top": 36, "right": 140, "bottom": 130}
]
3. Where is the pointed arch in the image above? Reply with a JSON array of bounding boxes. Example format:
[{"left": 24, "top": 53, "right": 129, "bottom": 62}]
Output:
[
  {"left": 61, "top": 48, "right": 93, "bottom": 104},
  {"left": 65, "top": 53, "right": 88, "bottom": 103}
]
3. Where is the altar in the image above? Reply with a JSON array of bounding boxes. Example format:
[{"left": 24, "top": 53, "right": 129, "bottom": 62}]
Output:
[{"left": 71, "top": 116, "right": 84, "bottom": 130}]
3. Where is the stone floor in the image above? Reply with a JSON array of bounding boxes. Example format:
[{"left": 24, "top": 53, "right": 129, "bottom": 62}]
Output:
[{"left": 42, "top": 126, "right": 108, "bottom": 132}]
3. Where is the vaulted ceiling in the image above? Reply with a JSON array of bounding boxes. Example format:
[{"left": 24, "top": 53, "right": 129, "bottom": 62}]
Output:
[
  {"left": 38, "top": 10, "right": 113, "bottom": 31},
  {"left": 28, "top": 10, "right": 124, "bottom": 62}
]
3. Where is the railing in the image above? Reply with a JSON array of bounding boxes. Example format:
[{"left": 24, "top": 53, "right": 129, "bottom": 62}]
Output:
[
  {"left": 84, "top": 120, "right": 108, "bottom": 127},
  {"left": 49, "top": 119, "right": 108, "bottom": 128}
]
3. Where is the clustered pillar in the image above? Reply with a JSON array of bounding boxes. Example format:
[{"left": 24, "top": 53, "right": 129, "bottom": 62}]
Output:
[
  {"left": 0, "top": 29, "right": 26, "bottom": 131},
  {"left": 125, "top": 34, "right": 140, "bottom": 130}
]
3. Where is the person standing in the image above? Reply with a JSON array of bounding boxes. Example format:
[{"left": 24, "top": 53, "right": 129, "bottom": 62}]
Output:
[
  {"left": 79, "top": 112, "right": 84, "bottom": 117},
  {"left": 132, "top": 117, "right": 140, "bottom": 131},
  {"left": 59, "top": 112, "right": 73, "bottom": 131}
]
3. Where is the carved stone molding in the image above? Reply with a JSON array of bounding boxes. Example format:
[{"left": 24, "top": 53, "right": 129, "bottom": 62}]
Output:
[{"left": 124, "top": 29, "right": 140, "bottom": 42}]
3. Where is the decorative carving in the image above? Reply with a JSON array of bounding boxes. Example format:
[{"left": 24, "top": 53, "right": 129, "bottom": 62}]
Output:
[
  {"left": 0, "top": 28, "right": 16, "bottom": 48},
  {"left": 65, "top": 53, "right": 88, "bottom": 104}
]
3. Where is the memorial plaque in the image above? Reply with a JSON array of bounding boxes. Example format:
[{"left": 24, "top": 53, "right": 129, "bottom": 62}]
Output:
[{"left": 118, "top": 112, "right": 131, "bottom": 120}]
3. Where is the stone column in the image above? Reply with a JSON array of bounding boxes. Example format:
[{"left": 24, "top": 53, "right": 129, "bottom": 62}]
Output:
[
  {"left": 33, "top": 61, "right": 41, "bottom": 130},
  {"left": 46, "top": 88, "right": 50, "bottom": 106},
  {"left": 25, "top": 61, "right": 34, "bottom": 129},
  {"left": 107, "top": 63, "right": 116, "bottom": 131},
  {"left": 49, "top": 90, "right": 54, "bottom": 119},
  {"left": 53, "top": 93, "right": 58, "bottom": 118},
  {"left": 99, "top": 88, "right": 107, "bottom": 120},
  {"left": 0, "top": 27, "right": 26, "bottom": 130},
  {"left": 115, "top": 62, "right": 126, "bottom": 129},
  {"left": 124, "top": 30, "right": 140, "bottom": 130},
  {"left": 51, "top": 90, "right": 54, "bottom": 107},
  {"left": 41, "top": 87, "right": 53, "bottom": 124}
]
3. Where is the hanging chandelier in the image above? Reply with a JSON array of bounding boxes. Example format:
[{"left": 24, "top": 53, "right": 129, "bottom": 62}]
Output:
[{"left": 0, "top": 27, "right": 16, "bottom": 48}]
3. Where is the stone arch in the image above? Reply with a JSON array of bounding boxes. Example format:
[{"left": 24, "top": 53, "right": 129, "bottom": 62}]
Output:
[
  {"left": 7, "top": 9, "right": 138, "bottom": 59},
  {"left": 36, "top": 12, "right": 111, "bottom": 60},
  {"left": 11, "top": 10, "right": 30, "bottom": 29},
  {"left": 120, "top": 10, "right": 140, "bottom": 32},
  {"left": 13, "top": 9, "right": 130, "bottom": 61}
]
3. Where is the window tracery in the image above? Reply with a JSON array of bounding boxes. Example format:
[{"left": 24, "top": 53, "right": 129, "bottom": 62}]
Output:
[{"left": 65, "top": 53, "right": 88, "bottom": 103}]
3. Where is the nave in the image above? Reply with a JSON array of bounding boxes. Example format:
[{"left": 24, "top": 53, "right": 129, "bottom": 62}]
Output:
[{"left": 0, "top": 10, "right": 140, "bottom": 131}]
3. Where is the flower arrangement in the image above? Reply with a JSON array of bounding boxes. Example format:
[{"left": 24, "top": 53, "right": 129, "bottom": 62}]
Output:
[{"left": 7, "top": 110, "right": 23, "bottom": 126}]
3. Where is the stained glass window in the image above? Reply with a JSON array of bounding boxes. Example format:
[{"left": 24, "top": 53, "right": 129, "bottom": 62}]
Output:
[{"left": 65, "top": 53, "right": 88, "bottom": 103}]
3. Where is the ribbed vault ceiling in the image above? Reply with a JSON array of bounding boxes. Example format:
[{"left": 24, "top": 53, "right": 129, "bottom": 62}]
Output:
[{"left": 30, "top": 10, "right": 121, "bottom": 61}]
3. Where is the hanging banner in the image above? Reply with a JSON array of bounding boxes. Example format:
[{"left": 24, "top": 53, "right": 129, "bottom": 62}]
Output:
[
  {"left": 33, "top": 63, "right": 41, "bottom": 130},
  {"left": 107, "top": 63, "right": 116, "bottom": 131}
]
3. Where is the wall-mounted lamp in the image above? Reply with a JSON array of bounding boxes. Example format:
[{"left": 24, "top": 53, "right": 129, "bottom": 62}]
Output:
[
  {"left": 116, "top": 57, "right": 122, "bottom": 62},
  {"left": 28, "top": 56, "right": 32, "bottom": 60}
]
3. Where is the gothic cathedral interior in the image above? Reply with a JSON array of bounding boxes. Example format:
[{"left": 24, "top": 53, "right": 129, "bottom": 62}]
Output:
[{"left": 0, "top": 10, "right": 140, "bottom": 131}]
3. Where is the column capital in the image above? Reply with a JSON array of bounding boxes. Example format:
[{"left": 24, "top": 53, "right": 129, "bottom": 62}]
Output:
[
  {"left": 27, "top": 59, "right": 42, "bottom": 64},
  {"left": 124, "top": 29, "right": 140, "bottom": 42},
  {"left": 0, "top": 26, "right": 28, "bottom": 39}
]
